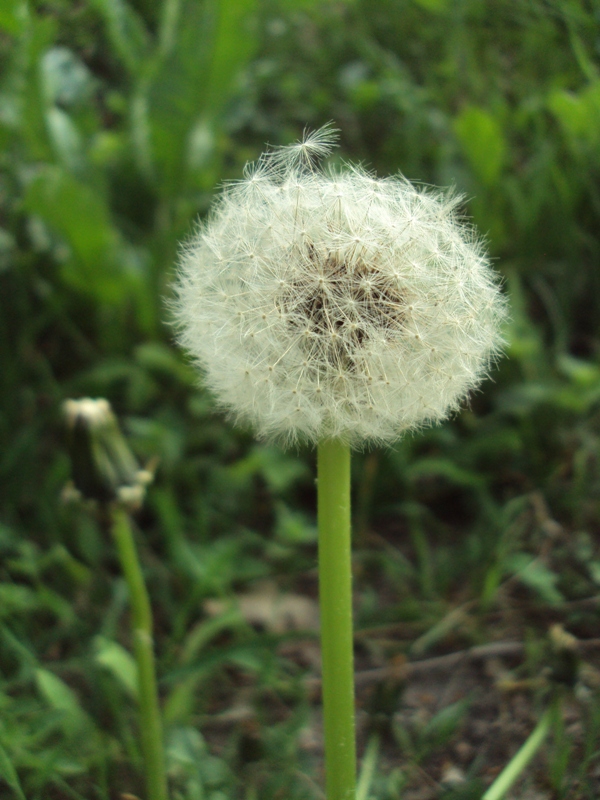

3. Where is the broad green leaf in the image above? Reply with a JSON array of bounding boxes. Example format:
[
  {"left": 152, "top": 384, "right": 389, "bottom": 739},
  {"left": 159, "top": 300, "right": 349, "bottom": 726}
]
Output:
[
  {"left": 454, "top": 106, "right": 506, "bottom": 185},
  {"left": 35, "top": 669, "right": 89, "bottom": 734},
  {"left": 548, "top": 82, "right": 600, "bottom": 148},
  {"left": 93, "top": 636, "right": 139, "bottom": 699},
  {"left": 23, "top": 167, "right": 129, "bottom": 303}
]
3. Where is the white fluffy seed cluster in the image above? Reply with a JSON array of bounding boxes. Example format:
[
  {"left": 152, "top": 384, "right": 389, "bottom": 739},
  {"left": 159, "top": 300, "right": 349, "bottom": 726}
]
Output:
[{"left": 173, "top": 126, "right": 507, "bottom": 447}]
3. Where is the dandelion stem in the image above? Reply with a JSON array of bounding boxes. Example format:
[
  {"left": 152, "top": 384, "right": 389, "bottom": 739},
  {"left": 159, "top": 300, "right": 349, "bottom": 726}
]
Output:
[
  {"left": 111, "top": 506, "right": 168, "bottom": 800},
  {"left": 482, "top": 705, "right": 553, "bottom": 800},
  {"left": 317, "top": 438, "right": 356, "bottom": 800}
]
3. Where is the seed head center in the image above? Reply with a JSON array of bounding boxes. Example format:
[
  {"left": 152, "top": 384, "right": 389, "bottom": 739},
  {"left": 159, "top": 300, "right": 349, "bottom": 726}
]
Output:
[{"left": 279, "top": 246, "right": 407, "bottom": 371}]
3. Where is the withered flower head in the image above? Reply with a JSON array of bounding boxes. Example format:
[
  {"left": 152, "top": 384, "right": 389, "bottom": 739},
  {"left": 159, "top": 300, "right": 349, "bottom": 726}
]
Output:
[{"left": 63, "top": 398, "right": 152, "bottom": 508}]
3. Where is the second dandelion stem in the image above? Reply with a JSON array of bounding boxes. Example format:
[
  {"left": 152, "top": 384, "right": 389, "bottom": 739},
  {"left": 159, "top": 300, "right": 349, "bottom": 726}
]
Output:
[
  {"left": 111, "top": 506, "right": 168, "bottom": 800},
  {"left": 317, "top": 438, "right": 356, "bottom": 800}
]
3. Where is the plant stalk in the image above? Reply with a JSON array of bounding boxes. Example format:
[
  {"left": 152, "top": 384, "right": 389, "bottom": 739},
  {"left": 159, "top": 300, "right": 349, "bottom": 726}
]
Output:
[
  {"left": 482, "top": 705, "right": 552, "bottom": 800},
  {"left": 317, "top": 438, "right": 356, "bottom": 800},
  {"left": 111, "top": 506, "right": 168, "bottom": 800}
]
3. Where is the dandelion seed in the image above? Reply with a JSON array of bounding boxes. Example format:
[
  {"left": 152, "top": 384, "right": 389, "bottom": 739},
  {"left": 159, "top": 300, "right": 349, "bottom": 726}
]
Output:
[{"left": 172, "top": 126, "right": 508, "bottom": 447}]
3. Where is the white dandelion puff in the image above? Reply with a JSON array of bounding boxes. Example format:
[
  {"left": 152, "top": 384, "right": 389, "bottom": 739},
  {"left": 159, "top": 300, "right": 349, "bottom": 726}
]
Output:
[
  {"left": 269, "top": 122, "right": 340, "bottom": 172},
  {"left": 172, "top": 126, "right": 508, "bottom": 447}
]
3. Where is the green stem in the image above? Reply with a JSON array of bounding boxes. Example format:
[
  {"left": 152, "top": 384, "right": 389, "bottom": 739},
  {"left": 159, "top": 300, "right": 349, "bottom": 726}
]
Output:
[
  {"left": 111, "top": 507, "right": 168, "bottom": 800},
  {"left": 482, "top": 705, "right": 553, "bottom": 800},
  {"left": 317, "top": 438, "right": 356, "bottom": 800}
]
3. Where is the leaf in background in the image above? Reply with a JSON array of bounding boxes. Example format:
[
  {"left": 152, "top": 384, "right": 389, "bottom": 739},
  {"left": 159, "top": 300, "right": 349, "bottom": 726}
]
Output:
[
  {"left": 130, "top": 0, "right": 209, "bottom": 185},
  {"left": 134, "top": 342, "right": 198, "bottom": 385},
  {"left": 164, "top": 606, "right": 244, "bottom": 724},
  {"left": 454, "top": 105, "right": 506, "bottom": 185},
  {"left": 45, "top": 107, "right": 83, "bottom": 172},
  {"left": 413, "top": 0, "right": 449, "bottom": 11},
  {"left": 226, "top": 445, "right": 309, "bottom": 493},
  {"left": 503, "top": 268, "right": 545, "bottom": 374},
  {"left": 35, "top": 669, "right": 90, "bottom": 735},
  {"left": 90, "top": 0, "right": 150, "bottom": 76},
  {"left": 557, "top": 354, "right": 600, "bottom": 388},
  {"left": 167, "top": 726, "right": 233, "bottom": 794},
  {"left": 135, "top": 0, "right": 257, "bottom": 194},
  {"left": 548, "top": 82, "right": 600, "bottom": 151},
  {"left": 14, "top": 15, "right": 57, "bottom": 160},
  {"left": 0, "top": 584, "right": 38, "bottom": 617},
  {"left": 93, "top": 636, "right": 139, "bottom": 699},
  {"left": 125, "top": 413, "right": 187, "bottom": 468},
  {"left": 41, "top": 47, "right": 94, "bottom": 106},
  {"left": 423, "top": 698, "right": 470, "bottom": 747},
  {"left": 507, "top": 553, "right": 563, "bottom": 605},
  {"left": 0, "top": 0, "right": 27, "bottom": 36},
  {"left": 275, "top": 503, "right": 317, "bottom": 544},
  {"left": 23, "top": 166, "right": 132, "bottom": 303},
  {"left": 200, "top": 0, "right": 257, "bottom": 118},
  {"left": 0, "top": 740, "right": 26, "bottom": 800},
  {"left": 406, "top": 457, "right": 484, "bottom": 489},
  {"left": 0, "top": 229, "right": 16, "bottom": 271}
]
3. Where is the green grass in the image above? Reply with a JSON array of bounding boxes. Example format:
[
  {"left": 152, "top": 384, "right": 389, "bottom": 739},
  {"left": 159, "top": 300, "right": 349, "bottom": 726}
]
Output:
[{"left": 2, "top": 0, "right": 600, "bottom": 797}]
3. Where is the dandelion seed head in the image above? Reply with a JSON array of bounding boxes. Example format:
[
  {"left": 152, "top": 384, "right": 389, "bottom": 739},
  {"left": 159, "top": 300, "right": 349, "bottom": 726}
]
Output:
[{"left": 172, "top": 126, "right": 508, "bottom": 447}]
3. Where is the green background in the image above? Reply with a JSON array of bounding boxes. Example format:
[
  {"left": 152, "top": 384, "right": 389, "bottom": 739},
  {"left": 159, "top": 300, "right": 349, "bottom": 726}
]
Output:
[{"left": 2, "top": 1, "right": 600, "bottom": 798}]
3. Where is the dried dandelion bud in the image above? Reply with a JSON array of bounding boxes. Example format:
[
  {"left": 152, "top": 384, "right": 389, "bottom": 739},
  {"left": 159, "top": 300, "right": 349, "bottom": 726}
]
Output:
[
  {"left": 63, "top": 398, "right": 153, "bottom": 508},
  {"left": 173, "top": 126, "right": 507, "bottom": 447}
]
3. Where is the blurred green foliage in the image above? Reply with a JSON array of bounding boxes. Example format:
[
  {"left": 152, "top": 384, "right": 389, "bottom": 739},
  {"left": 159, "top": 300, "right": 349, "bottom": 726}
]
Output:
[{"left": 2, "top": 0, "right": 600, "bottom": 797}]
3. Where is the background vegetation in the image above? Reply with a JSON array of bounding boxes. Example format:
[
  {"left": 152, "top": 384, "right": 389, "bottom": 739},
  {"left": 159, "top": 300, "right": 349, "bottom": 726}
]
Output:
[{"left": 2, "top": 0, "right": 600, "bottom": 797}]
